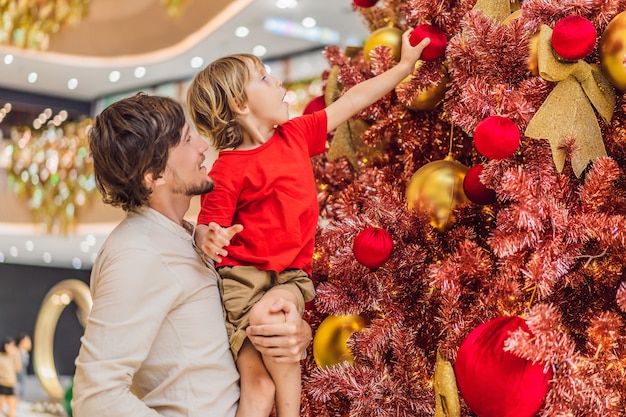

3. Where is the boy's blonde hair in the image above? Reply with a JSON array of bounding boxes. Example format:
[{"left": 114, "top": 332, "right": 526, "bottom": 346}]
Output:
[{"left": 187, "top": 53, "right": 265, "bottom": 150}]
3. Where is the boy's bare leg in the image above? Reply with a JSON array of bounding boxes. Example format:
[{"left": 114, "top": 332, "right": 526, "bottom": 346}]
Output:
[
  {"left": 249, "top": 289, "right": 302, "bottom": 417},
  {"left": 235, "top": 339, "right": 275, "bottom": 417}
]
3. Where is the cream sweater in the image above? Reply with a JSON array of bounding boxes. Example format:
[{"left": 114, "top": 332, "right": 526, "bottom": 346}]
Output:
[{"left": 73, "top": 207, "right": 239, "bottom": 417}]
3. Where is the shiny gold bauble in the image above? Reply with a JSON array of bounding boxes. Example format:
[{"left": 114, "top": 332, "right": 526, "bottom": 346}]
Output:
[
  {"left": 600, "top": 10, "right": 626, "bottom": 90},
  {"left": 313, "top": 314, "right": 368, "bottom": 368},
  {"left": 406, "top": 155, "right": 470, "bottom": 231},
  {"left": 527, "top": 33, "right": 540, "bottom": 76},
  {"left": 502, "top": 9, "right": 522, "bottom": 25},
  {"left": 396, "top": 63, "right": 449, "bottom": 111},
  {"left": 363, "top": 26, "right": 403, "bottom": 63}
]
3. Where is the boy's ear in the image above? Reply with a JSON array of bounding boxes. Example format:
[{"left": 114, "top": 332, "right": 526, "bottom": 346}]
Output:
[{"left": 233, "top": 103, "right": 249, "bottom": 116}]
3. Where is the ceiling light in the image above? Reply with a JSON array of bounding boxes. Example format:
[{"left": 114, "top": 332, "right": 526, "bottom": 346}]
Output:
[
  {"left": 109, "top": 71, "right": 121, "bottom": 83},
  {"left": 27, "top": 72, "right": 38, "bottom": 83},
  {"left": 42, "top": 252, "right": 52, "bottom": 264},
  {"left": 190, "top": 56, "right": 204, "bottom": 69},
  {"left": 275, "top": 0, "right": 298, "bottom": 9},
  {"left": 253, "top": 45, "right": 267, "bottom": 57},
  {"left": 67, "top": 78, "right": 78, "bottom": 90},
  {"left": 264, "top": 17, "right": 340, "bottom": 43},
  {"left": 3, "top": 55, "right": 13, "bottom": 64},
  {"left": 302, "top": 17, "right": 316, "bottom": 28},
  {"left": 134, "top": 67, "right": 146, "bottom": 78},
  {"left": 235, "top": 26, "right": 250, "bottom": 38}
]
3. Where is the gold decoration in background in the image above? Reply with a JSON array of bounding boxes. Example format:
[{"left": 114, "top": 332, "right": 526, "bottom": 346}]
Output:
[
  {"left": 406, "top": 154, "right": 469, "bottom": 231},
  {"left": 313, "top": 314, "right": 369, "bottom": 368},
  {"left": 524, "top": 24, "right": 616, "bottom": 177},
  {"left": 33, "top": 279, "right": 92, "bottom": 401},
  {"left": 0, "top": 0, "right": 90, "bottom": 50},
  {"left": 162, "top": 0, "right": 188, "bottom": 17},
  {"left": 0, "top": 0, "right": 190, "bottom": 50},
  {"left": 6, "top": 120, "right": 97, "bottom": 234},
  {"left": 434, "top": 349, "right": 461, "bottom": 417}
]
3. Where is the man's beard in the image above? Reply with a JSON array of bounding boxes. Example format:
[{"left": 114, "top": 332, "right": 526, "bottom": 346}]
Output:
[
  {"left": 180, "top": 180, "right": 214, "bottom": 196},
  {"left": 170, "top": 171, "right": 215, "bottom": 196}
]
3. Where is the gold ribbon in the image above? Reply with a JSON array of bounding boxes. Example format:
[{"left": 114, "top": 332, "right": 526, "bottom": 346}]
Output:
[
  {"left": 524, "top": 24, "right": 616, "bottom": 177},
  {"left": 434, "top": 349, "right": 461, "bottom": 417},
  {"left": 472, "top": 0, "right": 512, "bottom": 24}
]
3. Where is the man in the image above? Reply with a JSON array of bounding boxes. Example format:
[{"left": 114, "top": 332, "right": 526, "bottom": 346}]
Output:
[{"left": 72, "top": 93, "right": 311, "bottom": 417}]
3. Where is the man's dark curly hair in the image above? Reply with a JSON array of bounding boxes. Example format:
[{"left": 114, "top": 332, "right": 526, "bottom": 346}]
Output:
[{"left": 88, "top": 93, "right": 186, "bottom": 211}]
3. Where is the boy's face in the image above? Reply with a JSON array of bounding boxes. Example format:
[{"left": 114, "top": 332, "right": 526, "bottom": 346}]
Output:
[{"left": 243, "top": 60, "right": 289, "bottom": 128}]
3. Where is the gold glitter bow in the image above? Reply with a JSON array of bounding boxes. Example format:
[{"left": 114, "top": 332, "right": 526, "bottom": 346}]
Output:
[
  {"left": 472, "top": 0, "right": 512, "bottom": 23},
  {"left": 434, "top": 349, "right": 460, "bottom": 417},
  {"left": 524, "top": 24, "right": 616, "bottom": 177}
]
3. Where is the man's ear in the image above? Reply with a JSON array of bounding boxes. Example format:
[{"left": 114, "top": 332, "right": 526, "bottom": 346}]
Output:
[{"left": 144, "top": 171, "right": 166, "bottom": 186}]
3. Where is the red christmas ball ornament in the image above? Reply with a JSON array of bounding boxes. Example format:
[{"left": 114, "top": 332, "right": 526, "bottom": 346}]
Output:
[
  {"left": 455, "top": 316, "right": 553, "bottom": 417},
  {"left": 409, "top": 24, "right": 447, "bottom": 61},
  {"left": 353, "top": 0, "right": 378, "bottom": 7},
  {"left": 463, "top": 164, "right": 496, "bottom": 205},
  {"left": 551, "top": 15, "right": 597, "bottom": 60},
  {"left": 303, "top": 95, "right": 326, "bottom": 115},
  {"left": 473, "top": 115, "right": 520, "bottom": 160},
  {"left": 352, "top": 227, "right": 394, "bottom": 269}
]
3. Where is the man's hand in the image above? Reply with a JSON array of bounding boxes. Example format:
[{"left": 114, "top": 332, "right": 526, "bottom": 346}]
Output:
[
  {"left": 195, "top": 222, "right": 243, "bottom": 262},
  {"left": 246, "top": 297, "right": 312, "bottom": 364}
]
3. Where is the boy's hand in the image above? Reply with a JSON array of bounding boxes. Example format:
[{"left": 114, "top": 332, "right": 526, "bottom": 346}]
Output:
[
  {"left": 399, "top": 28, "right": 431, "bottom": 69},
  {"left": 196, "top": 222, "right": 243, "bottom": 262}
]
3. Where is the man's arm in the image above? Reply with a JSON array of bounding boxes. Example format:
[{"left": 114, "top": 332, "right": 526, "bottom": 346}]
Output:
[{"left": 246, "top": 297, "right": 312, "bottom": 364}]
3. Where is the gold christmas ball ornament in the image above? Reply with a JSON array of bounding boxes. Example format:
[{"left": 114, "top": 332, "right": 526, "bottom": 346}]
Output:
[
  {"left": 313, "top": 314, "right": 368, "bottom": 368},
  {"left": 501, "top": 9, "right": 522, "bottom": 26},
  {"left": 406, "top": 155, "right": 470, "bottom": 231},
  {"left": 527, "top": 33, "right": 540, "bottom": 76},
  {"left": 363, "top": 26, "right": 403, "bottom": 63},
  {"left": 600, "top": 10, "right": 626, "bottom": 91},
  {"left": 396, "top": 63, "right": 449, "bottom": 111}
]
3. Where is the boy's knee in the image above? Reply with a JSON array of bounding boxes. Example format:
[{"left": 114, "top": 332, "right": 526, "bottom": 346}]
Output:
[
  {"left": 249, "top": 299, "right": 285, "bottom": 326},
  {"left": 249, "top": 289, "right": 297, "bottom": 326}
]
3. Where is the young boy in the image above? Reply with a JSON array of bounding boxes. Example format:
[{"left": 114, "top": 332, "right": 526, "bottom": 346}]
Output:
[{"left": 186, "top": 30, "right": 430, "bottom": 417}]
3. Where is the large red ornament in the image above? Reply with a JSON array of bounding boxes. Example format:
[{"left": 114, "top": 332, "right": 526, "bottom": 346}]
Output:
[
  {"left": 352, "top": 227, "right": 394, "bottom": 269},
  {"left": 463, "top": 164, "right": 496, "bottom": 205},
  {"left": 473, "top": 115, "right": 520, "bottom": 160},
  {"left": 353, "top": 0, "right": 378, "bottom": 7},
  {"left": 551, "top": 16, "right": 597, "bottom": 61},
  {"left": 409, "top": 24, "right": 447, "bottom": 61},
  {"left": 455, "top": 316, "right": 553, "bottom": 417},
  {"left": 303, "top": 95, "right": 326, "bottom": 115}
]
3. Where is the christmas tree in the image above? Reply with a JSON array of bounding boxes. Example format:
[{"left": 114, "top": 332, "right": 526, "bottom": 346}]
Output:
[{"left": 301, "top": 0, "right": 626, "bottom": 416}]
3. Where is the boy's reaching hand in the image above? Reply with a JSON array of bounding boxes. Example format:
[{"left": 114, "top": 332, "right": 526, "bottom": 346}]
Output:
[{"left": 398, "top": 28, "right": 431, "bottom": 72}]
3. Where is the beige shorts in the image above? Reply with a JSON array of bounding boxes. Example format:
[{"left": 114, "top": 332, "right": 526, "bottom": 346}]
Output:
[{"left": 217, "top": 265, "right": 315, "bottom": 360}]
